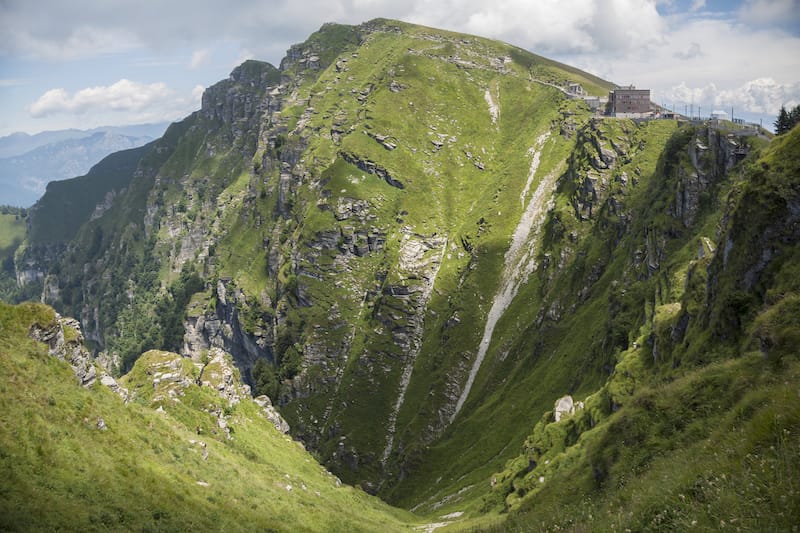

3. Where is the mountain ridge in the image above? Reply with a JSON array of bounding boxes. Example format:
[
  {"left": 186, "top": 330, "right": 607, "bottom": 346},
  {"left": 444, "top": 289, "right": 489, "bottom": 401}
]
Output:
[
  {"left": 0, "top": 123, "right": 168, "bottom": 158},
  {"left": 0, "top": 125, "right": 168, "bottom": 207},
  {"left": 4, "top": 18, "right": 798, "bottom": 531}
]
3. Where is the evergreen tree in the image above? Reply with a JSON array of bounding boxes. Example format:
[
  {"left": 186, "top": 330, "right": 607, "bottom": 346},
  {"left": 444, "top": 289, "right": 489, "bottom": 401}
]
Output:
[
  {"left": 775, "top": 105, "right": 790, "bottom": 134},
  {"left": 775, "top": 104, "right": 800, "bottom": 135},
  {"left": 790, "top": 105, "right": 800, "bottom": 130}
]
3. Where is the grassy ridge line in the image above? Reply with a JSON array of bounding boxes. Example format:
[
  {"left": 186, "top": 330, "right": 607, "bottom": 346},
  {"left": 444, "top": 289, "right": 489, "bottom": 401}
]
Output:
[
  {"left": 27, "top": 143, "right": 150, "bottom": 244},
  {"left": 0, "top": 301, "right": 419, "bottom": 532}
]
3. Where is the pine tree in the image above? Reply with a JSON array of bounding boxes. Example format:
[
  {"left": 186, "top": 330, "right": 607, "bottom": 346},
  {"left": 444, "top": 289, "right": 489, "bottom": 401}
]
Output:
[
  {"left": 789, "top": 105, "right": 800, "bottom": 131},
  {"left": 775, "top": 105, "right": 790, "bottom": 134},
  {"left": 775, "top": 104, "right": 800, "bottom": 135}
]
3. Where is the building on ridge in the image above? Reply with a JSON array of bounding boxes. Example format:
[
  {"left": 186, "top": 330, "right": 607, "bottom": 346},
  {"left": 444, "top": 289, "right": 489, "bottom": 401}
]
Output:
[
  {"left": 567, "top": 82, "right": 586, "bottom": 97},
  {"left": 608, "top": 86, "right": 651, "bottom": 118}
]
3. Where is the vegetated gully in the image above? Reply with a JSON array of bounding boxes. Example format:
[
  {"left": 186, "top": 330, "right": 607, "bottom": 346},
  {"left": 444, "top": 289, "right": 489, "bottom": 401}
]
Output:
[{"left": 451, "top": 131, "right": 557, "bottom": 421}]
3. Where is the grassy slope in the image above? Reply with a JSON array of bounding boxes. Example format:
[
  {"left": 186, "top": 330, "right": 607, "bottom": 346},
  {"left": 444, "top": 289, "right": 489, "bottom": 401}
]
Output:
[
  {"left": 0, "top": 212, "right": 26, "bottom": 300},
  {"left": 384, "top": 118, "right": 680, "bottom": 512},
  {"left": 260, "top": 20, "right": 617, "bottom": 491},
  {"left": 207, "top": 19, "right": 617, "bottom": 493},
  {"left": 451, "top": 125, "right": 800, "bottom": 531},
  {"left": 0, "top": 213, "right": 25, "bottom": 259},
  {"left": 0, "top": 301, "right": 418, "bottom": 532},
  {"left": 13, "top": 19, "right": 796, "bottom": 532}
]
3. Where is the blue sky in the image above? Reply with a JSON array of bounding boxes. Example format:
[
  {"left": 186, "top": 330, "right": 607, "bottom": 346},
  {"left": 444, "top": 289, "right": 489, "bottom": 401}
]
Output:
[{"left": 1, "top": 0, "right": 798, "bottom": 136}]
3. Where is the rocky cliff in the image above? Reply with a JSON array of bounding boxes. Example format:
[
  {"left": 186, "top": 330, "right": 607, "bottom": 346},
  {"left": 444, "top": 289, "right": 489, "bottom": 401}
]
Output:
[{"left": 10, "top": 19, "right": 798, "bottom": 528}]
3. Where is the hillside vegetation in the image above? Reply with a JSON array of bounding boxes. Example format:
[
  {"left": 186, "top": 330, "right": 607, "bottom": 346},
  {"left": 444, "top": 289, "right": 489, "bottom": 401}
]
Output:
[
  {"left": 5, "top": 18, "right": 799, "bottom": 532},
  {"left": 0, "top": 208, "right": 26, "bottom": 300},
  {"left": 472, "top": 122, "right": 800, "bottom": 531},
  {"left": 0, "top": 301, "right": 417, "bottom": 532}
]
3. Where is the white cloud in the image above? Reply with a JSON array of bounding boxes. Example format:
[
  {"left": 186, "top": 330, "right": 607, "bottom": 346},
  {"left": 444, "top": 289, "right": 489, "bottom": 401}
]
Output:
[
  {"left": 25, "top": 80, "right": 206, "bottom": 129},
  {"left": 738, "top": 0, "right": 800, "bottom": 27},
  {"left": 232, "top": 48, "right": 256, "bottom": 69},
  {"left": 2, "top": 0, "right": 798, "bottom": 128},
  {"left": 191, "top": 84, "right": 205, "bottom": 103},
  {"left": 403, "top": 0, "right": 665, "bottom": 56},
  {"left": 674, "top": 42, "right": 703, "bottom": 60},
  {"left": 561, "top": 14, "right": 800, "bottom": 115},
  {"left": 1, "top": 20, "right": 140, "bottom": 60},
  {"left": 28, "top": 79, "right": 172, "bottom": 117},
  {"left": 21, "top": 176, "right": 48, "bottom": 195},
  {"left": 189, "top": 49, "right": 210, "bottom": 70},
  {"left": 689, "top": 0, "right": 706, "bottom": 12},
  {"left": 665, "top": 78, "right": 800, "bottom": 114}
]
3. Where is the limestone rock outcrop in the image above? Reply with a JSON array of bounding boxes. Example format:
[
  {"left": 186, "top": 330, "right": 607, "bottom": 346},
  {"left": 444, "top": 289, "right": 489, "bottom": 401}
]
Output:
[
  {"left": 28, "top": 313, "right": 128, "bottom": 400},
  {"left": 553, "top": 395, "right": 584, "bottom": 422}
]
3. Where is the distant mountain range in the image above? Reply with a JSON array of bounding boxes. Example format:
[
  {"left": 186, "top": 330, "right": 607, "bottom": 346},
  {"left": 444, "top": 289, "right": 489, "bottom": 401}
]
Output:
[{"left": 0, "top": 123, "right": 168, "bottom": 207}]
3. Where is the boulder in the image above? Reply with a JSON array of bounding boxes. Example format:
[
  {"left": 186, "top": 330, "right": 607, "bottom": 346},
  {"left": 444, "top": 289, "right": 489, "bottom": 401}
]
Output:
[
  {"left": 255, "top": 395, "right": 291, "bottom": 434},
  {"left": 554, "top": 395, "right": 584, "bottom": 422}
]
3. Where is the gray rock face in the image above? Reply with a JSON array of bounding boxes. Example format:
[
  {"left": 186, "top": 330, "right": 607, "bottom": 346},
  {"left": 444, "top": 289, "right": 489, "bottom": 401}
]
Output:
[
  {"left": 254, "top": 395, "right": 291, "bottom": 433},
  {"left": 198, "top": 348, "right": 252, "bottom": 406},
  {"left": 184, "top": 279, "right": 274, "bottom": 387},
  {"left": 27, "top": 313, "right": 128, "bottom": 400},
  {"left": 90, "top": 189, "right": 119, "bottom": 221},
  {"left": 569, "top": 120, "right": 629, "bottom": 221},
  {"left": 675, "top": 128, "right": 751, "bottom": 228},
  {"left": 340, "top": 151, "right": 404, "bottom": 189},
  {"left": 15, "top": 242, "right": 65, "bottom": 287},
  {"left": 201, "top": 60, "right": 279, "bottom": 135}
]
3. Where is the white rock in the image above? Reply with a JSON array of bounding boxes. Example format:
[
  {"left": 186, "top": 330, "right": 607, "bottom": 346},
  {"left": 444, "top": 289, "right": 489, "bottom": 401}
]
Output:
[{"left": 554, "top": 395, "right": 575, "bottom": 422}]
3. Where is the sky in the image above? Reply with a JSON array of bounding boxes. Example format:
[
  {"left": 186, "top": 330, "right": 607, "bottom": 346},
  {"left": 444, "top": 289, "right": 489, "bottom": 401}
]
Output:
[{"left": 1, "top": 0, "right": 799, "bottom": 136}]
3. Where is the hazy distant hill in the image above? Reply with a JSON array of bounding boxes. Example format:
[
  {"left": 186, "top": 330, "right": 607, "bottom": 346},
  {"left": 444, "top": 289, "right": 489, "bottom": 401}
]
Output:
[
  {"left": 0, "top": 123, "right": 168, "bottom": 158},
  {"left": 0, "top": 124, "right": 168, "bottom": 207}
]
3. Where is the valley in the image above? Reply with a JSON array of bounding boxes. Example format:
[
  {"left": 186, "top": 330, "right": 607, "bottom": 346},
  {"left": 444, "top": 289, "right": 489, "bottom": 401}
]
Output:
[{"left": 2, "top": 19, "right": 798, "bottom": 532}]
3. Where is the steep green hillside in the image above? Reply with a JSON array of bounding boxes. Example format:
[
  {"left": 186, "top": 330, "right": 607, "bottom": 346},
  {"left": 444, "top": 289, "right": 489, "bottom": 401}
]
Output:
[
  {"left": 0, "top": 211, "right": 25, "bottom": 254},
  {"left": 8, "top": 18, "right": 798, "bottom": 532},
  {"left": 461, "top": 124, "right": 800, "bottom": 531},
  {"left": 0, "top": 208, "right": 26, "bottom": 299},
  {"left": 28, "top": 143, "right": 150, "bottom": 244},
  {"left": 16, "top": 19, "right": 620, "bottom": 487},
  {"left": 0, "top": 301, "right": 418, "bottom": 532}
]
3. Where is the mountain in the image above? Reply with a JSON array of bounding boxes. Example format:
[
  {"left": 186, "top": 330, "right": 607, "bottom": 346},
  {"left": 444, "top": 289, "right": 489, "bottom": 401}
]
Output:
[
  {"left": 0, "top": 123, "right": 168, "bottom": 158},
  {"left": 0, "top": 124, "right": 168, "bottom": 207},
  {"left": 0, "top": 301, "right": 417, "bottom": 532},
  {"left": 5, "top": 19, "right": 799, "bottom": 531}
]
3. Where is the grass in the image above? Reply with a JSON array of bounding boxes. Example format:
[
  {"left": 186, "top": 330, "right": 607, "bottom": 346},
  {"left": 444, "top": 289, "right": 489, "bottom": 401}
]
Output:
[
  {"left": 437, "top": 122, "right": 800, "bottom": 530},
  {"left": 0, "top": 213, "right": 25, "bottom": 259},
  {"left": 0, "top": 211, "right": 27, "bottom": 300},
  {"left": 0, "top": 301, "right": 420, "bottom": 532},
  {"left": 480, "top": 354, "right": 800, "bottom": 532},
  {"left": 9, "top": 18, "right": 800, "bottom": 533}
]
